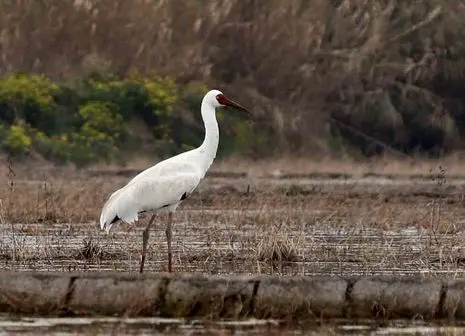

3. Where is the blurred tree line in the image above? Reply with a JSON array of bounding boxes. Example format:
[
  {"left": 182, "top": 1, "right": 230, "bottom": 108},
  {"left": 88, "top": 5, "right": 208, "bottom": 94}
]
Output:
[{"left": 1, "top": 0, "right": 465, "bottom": 164}]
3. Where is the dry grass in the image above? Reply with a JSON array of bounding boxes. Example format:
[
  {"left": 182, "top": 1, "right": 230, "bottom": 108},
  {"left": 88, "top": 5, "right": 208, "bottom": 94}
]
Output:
[
  {"left": 256, "top": 234, "right": 298, "bottom": 263},
  {"left": 1, "top": 158, "right": 465, "bottom": 276},
  {"left": 79, "top": 152, "right": 465, "bottom": 179}
]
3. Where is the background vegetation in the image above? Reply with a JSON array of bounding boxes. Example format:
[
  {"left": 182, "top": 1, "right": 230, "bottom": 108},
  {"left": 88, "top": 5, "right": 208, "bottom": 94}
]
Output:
[
  {"left": 0, "top": 73, "right": 255, "bottom": 166},
  {"left": 1, "top": 0, "right": 465, "bottom": 165}
]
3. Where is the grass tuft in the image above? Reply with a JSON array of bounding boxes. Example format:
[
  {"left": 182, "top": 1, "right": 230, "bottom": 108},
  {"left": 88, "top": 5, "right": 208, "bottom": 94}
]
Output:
[
  {"left": 78, "top": 238, "right": 105, "bottom": 261},
  {"left": 256, "top": 235, "right": 298, "bottom": 263}
]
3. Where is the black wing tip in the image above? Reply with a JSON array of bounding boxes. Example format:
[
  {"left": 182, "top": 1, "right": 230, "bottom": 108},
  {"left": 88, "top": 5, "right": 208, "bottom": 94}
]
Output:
[
  {"left": 110, "top": 215, "right": 121, "bottom": 225},
  {"left": 180, "top": 192, "right": 188, "bottom": 201}
]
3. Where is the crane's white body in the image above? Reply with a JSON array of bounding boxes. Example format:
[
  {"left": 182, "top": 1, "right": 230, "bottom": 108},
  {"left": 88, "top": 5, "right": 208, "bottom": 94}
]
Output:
[{"left": 100, "top": 90, "right": 222, "bottom": 233}]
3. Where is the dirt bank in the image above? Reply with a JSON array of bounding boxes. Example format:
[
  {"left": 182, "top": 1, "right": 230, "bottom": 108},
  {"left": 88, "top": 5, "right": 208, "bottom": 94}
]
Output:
[{"left": 1, "top": 272, "right": 465, "bottom": 320}]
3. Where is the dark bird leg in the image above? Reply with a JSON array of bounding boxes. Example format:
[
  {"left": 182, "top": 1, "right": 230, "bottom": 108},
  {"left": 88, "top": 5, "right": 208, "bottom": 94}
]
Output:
[
  {"left": 166, "top": 212, "right": 173, "bottom": 272},
  {"left": 140, "top": 214, "right": 156, "bottom": 273}
]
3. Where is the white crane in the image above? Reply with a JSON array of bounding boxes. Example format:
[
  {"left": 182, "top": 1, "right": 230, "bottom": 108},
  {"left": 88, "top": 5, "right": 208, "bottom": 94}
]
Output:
[{"left": 99, "top": 89, "right": 251, "bottom": 273}]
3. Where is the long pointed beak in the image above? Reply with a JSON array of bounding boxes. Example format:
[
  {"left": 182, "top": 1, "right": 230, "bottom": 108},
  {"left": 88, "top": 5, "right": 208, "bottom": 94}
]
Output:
[{"left": 223, "top": 97, "right": 252, "bottom": 115}]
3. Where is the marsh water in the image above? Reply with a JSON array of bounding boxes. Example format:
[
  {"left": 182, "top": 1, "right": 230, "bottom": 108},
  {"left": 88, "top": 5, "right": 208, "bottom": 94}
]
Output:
[
  {"left": 1, "top": 218, "right": 464, "bottom": 276},
  {"left": 2, "top": 316, "right": 465, "bottom": 335}
]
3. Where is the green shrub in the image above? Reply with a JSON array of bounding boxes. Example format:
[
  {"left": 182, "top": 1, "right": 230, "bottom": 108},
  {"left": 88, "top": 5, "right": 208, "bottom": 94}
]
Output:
[
  {"left": 79, "top": 78, "right": 130, "bottom": 117},
  {"left": 34, "top": 133, "right": 72, "bottom": 164},
  {"left": 78, "top": 101, "right": 127, "bottom": 140},
  {"left": 0, "top": 74, "right": 61, "bottom": 135},
  {"left": 128, "top": 74, "right": 179, "bottom": 140},
  {"left": 1, "top": 122, "right": 32, "bottom": 155}
]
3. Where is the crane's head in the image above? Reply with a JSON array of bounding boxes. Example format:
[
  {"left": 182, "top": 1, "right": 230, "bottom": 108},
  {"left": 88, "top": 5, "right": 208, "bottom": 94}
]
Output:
[{"left": 204, "top": 89, "right": 251, "bottom": 115}]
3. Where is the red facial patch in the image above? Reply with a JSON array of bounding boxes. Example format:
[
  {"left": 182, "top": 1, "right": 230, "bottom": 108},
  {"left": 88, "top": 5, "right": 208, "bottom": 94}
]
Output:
[{"left": 216, "top": 94, "right": 228, "bottom": 106}]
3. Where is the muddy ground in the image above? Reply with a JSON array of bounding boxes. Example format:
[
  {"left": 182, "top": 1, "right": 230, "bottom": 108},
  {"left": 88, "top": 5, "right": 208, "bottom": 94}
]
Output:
[{"left": 1, "top": 166, "right": 465, "bottom": 277}]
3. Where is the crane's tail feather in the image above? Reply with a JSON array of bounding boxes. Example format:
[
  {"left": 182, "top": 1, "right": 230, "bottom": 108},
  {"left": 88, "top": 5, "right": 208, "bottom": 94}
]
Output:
[
  {"left": 101, "top": 215, "right": 120, "bottom": 234},
  {"left": 100, "top": 210, "right": 138, "bottom": 233},
  {"left": 99, "top": 189, "right": 139, "bottom": 233}
]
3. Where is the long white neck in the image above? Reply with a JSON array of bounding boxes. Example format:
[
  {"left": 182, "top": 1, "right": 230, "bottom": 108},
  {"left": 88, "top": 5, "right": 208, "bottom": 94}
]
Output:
[{"left": 197, "top": 99, "right": 219, "bottom": 174}]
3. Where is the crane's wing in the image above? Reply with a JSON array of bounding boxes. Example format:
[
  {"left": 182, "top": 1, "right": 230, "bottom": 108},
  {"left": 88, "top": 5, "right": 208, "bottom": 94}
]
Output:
[{"left": 100, "top": 172, "right": 200, "bottom": 233}]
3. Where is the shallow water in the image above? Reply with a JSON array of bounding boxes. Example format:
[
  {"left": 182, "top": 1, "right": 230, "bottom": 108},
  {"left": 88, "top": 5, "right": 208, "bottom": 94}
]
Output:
[
  {"left": 1, "top": 316, "right": 465, "bottom": 335},
  {"left": 1, "top": 213, "right": 465, "bottom": 277}
]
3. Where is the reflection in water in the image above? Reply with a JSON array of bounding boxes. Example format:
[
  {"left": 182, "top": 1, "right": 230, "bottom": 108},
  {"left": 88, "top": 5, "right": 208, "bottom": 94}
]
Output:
[{"left": 1, "top": 316, "right": 464, "bottom": 335}]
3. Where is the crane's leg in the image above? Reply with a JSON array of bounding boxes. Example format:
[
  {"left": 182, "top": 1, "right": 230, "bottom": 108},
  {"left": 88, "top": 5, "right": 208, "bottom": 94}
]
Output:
[
  {"left": 166, "top": 212, "right": 173, "bottom": 272},
  {"left": 140, "top": 214, "right": 156, "bottom": 274}
]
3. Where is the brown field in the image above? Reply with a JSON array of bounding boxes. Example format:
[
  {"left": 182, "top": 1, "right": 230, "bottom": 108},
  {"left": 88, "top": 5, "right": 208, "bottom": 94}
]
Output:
[{"left": 1, "top": 157, "right": 465, "bottom": 277}]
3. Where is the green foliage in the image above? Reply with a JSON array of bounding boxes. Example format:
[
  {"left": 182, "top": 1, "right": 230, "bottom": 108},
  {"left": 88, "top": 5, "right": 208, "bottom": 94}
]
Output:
[
  {"left": 0, "top": 73, "right": 257, "bottom": 165},
  {"left": 131, "top": 74, "right": 179, "bottom": 140},
  {"left": 78, "top": 101, "right": 126, "bottom": 140},
  {"left": 1, "top": 122, "right": 32, "bottom": 155},
  {"left": 70, "top": 101, "right": 127, "bottom": 165},
  {"left": 0, "top": 74, "right": 60, "bottom": 135}
]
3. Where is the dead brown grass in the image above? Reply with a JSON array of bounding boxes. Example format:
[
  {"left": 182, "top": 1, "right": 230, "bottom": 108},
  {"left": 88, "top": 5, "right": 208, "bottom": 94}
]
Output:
[
  {"left": 79, "top": 153, "right": 465, "bottom": 179},
  {"left": 2, "top": 156, "right": 465, "bottom": 224},
  {"left": 256, "top": 234, "right": 299, "bottom": 263},
  {"left": 238, "top": 152, "right": 465, "bottom": 178}
]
